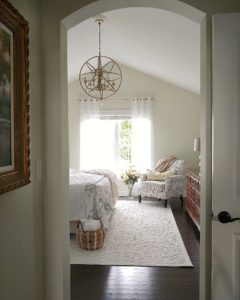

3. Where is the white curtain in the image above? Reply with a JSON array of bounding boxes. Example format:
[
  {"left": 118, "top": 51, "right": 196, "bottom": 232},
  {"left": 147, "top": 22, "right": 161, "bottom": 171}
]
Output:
[
  {"left": 79, "top": 99, "right": 100, "bottom": 170},
  {"left": 131, "top": 97, "right": 152, "bottom": 172},
  {"left": 79, "top": 99, "right": 119, "bottom": 171}
]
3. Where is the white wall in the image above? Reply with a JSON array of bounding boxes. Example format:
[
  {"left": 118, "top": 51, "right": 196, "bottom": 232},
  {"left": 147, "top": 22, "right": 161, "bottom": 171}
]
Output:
[
  {"left": 0, "top": 0, "right": 43, "bottom": 300},
  {"left": 68, "top": 80, "right": 81, "bottom": 170},
  {"left": 68, "top": 63, "right": 200, "bottom": 171}
]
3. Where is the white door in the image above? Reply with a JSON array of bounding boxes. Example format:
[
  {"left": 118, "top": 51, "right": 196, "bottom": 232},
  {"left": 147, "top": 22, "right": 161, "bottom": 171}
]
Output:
[{"left": 212, "top": 13, "right": 240, "bottom": 300}]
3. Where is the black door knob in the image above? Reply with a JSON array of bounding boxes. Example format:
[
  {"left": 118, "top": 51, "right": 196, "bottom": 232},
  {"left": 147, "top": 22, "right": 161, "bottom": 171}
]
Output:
[{"left": 218, "top": 211, "right": 240, "bottom": 223}]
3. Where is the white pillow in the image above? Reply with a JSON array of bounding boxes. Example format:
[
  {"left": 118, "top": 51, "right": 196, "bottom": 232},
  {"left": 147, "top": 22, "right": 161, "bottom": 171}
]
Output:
[{"left": 146, "top": 169, "right": 176, "bottom": 181}]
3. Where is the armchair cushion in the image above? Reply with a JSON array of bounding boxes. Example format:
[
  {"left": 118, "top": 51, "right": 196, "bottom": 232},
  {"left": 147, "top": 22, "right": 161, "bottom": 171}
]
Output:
[{"left": 146, "top": 169, "right": 176, "bottom": 181}]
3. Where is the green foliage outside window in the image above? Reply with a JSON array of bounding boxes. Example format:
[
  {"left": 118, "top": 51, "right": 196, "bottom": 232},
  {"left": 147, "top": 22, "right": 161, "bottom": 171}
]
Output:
[{"left": 120, "top": 120, "right": 132, "bottom": 163}]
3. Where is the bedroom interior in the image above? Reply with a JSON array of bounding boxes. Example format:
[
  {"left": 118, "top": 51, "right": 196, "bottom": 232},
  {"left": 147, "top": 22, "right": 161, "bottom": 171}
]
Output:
[{"left": 67, "top": 5, "right": 201, "bottom": 283}]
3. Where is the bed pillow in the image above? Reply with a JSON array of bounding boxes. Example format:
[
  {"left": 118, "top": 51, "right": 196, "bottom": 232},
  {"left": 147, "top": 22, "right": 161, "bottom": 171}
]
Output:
[{"left": 146, "top": 169, "right": 176, "bottom": 181}]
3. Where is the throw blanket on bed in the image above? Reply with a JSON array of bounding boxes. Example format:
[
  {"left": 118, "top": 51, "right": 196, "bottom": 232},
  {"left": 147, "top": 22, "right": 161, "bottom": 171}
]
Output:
[
  {"left": 154, "top": 156, "right": 176, "bottom": 172},
  {"left": 81, "top": 169, "right": 119, "bottom": 204},
  {"left": 69, "top": 169, "right": 118, "bottom": 229},
  {"left": 70, "top": 171, "right": 104, "bottom": 221}
]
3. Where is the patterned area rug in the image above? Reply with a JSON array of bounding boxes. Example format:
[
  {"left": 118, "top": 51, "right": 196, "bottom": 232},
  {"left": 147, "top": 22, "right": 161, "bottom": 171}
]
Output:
[{"left": 70, "top": 200, "right": 193, "bottom": 267}]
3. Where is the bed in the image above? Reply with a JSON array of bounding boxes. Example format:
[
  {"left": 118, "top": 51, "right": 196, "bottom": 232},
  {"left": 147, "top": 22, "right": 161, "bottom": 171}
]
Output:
[{"left": 69, "top": 169, "right": 118, "bottom": 232}]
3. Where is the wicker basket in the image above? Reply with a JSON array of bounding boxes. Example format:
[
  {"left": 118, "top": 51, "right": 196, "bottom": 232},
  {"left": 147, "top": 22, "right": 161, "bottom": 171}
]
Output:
[{"left": 76, "top": 220, "right": 105, "bottom": 250}]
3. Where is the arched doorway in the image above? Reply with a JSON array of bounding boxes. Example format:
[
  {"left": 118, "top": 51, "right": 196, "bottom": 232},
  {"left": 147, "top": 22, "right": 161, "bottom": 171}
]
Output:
[{"left": 45, "top": 1, "right": 210, "bottom": 299}]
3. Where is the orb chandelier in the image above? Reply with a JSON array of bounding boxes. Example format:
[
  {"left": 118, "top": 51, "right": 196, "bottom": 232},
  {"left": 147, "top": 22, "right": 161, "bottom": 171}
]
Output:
[{"left": 79, "top": 18, "right": 122, "bottom": 101}]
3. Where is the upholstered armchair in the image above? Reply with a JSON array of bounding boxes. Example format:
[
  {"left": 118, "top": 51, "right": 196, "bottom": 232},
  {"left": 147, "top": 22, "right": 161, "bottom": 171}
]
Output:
[{"left": 138, "top": 160, "right": 186, "bottom": 207}]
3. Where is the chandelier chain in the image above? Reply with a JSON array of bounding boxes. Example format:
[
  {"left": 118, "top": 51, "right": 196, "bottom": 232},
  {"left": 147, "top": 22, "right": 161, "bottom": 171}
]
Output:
[{"left": 98, "top": 21, "right": 101, "bottom": 56}]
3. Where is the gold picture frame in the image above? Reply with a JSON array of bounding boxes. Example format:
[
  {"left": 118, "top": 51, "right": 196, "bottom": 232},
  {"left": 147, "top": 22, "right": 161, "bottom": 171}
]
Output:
[{"left": 0, "top": 0, "right": 30, "bottom": 194}]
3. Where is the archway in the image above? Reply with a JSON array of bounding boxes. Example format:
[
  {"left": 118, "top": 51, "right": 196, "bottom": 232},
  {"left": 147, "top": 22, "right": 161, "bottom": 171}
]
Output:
[{"left": 54, "top": 1, "right": 210, "bottom": 299}]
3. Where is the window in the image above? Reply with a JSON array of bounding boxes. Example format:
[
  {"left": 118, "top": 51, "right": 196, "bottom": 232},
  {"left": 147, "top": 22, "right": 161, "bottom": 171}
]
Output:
[{"left": 80, "top": 112, "right": 151, "bottom": 174}]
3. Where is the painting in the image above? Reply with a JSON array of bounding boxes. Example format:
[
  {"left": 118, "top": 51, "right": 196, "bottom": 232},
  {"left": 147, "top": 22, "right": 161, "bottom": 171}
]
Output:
[
  {"left": 0, "top": 0, "right": 30, "bottom": 194},
  {"left": 0, "top": 22, "right": 13, "bottom": 171}
]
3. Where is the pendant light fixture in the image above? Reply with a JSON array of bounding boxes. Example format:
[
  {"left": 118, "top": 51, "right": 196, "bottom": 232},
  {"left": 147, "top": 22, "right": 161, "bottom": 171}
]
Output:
[{"left": 79, "top": 17, "right": 122, "bottom": 101}]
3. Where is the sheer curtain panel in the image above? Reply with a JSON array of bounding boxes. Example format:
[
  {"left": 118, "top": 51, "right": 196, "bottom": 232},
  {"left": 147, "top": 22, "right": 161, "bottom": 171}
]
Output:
[
  {"left": 79, "top": 99, "right": 119, "bottom": 172},
  {"left": 131, "top": 97, "right": 152, "bottom": 172},
  {"left": 79, "top": 99, "right": 100, "bottom": 170}
]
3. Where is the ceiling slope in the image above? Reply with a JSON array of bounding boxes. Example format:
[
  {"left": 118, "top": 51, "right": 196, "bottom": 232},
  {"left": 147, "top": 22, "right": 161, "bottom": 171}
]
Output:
[{"left": 68, "top": 7, "right": 200, "bottom": 94}]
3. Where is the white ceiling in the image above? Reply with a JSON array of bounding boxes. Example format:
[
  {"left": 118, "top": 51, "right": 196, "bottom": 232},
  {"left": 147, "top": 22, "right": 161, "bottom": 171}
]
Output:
[{"left": 68, "top": 7, "right": 200, "bottom": 94}]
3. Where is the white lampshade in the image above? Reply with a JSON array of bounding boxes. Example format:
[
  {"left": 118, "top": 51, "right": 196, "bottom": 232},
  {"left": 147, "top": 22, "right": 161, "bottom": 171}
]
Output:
[{"left": 193, "top": 137, "right": 200, "bottom": 152}]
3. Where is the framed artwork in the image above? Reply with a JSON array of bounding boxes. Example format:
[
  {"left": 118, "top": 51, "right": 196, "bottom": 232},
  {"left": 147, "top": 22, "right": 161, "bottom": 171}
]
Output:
[{"left": 0, "top": 0, "right": 30, "bottom": 194}]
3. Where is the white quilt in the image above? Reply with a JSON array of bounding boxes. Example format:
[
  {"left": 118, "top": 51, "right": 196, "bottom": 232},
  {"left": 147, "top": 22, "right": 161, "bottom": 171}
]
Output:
[{"left": 69, "top": 169, "right": 118, "bottom": 229}]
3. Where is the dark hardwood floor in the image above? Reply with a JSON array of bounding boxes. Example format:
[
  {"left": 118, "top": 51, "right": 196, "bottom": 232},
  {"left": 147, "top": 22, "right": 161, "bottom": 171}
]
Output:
[{"left": 71, "top": 197, "right": 200, "bottom": 300}]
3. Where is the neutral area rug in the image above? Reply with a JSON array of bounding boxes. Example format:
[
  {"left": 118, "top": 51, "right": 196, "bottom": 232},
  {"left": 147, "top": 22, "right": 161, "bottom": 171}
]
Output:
[{"left": 70, "top": 200, "right": 193, "bottom": 267}]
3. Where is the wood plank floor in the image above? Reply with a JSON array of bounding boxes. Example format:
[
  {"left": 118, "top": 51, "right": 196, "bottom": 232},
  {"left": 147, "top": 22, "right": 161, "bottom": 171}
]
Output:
[{"left": 71, "top": 198, "right": 200, "bottom": 300}]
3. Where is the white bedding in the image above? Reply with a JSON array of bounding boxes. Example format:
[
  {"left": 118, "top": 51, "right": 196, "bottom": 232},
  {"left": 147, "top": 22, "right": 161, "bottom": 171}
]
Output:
[{"left": 69, "top": 169, "right": 118, "bottom": 229}]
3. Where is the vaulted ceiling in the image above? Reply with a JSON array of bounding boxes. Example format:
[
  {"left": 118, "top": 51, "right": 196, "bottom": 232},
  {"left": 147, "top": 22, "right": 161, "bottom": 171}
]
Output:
[{"left": 68, "top": 7, "right": 200, "bottom": 94}]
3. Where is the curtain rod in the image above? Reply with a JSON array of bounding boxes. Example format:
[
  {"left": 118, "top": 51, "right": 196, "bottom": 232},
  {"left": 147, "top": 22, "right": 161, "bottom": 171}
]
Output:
[
  {"left": 102, "top": 98, "right": 129, "bottom": 101},
  {"left": 77, "top": 98, "right": 129, "bottom": 101},
  {"left": 77, "top": 97, "right": 153, "bottom": 101}
]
